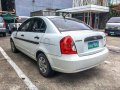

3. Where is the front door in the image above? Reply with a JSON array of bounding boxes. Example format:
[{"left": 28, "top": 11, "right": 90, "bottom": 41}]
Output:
[
  {"left": 15, "top": 19, "right": 32, "bottom": 52},
  {"left": 24, "top": 18, "right": 46, "bottom": 58}
]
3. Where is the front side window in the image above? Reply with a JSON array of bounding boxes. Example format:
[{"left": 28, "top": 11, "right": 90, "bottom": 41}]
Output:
[
  {"left": 49, "top": 17, "right": 91, "bottom": 32},
  {"left": 18, "top": 19, "right": 32, "bottom": 31},
  {"left": 32, "top": 18, "right": 46, "bottom": 33}
]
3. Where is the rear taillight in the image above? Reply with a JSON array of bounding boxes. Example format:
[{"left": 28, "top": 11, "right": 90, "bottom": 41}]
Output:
[
  {"left": 60, "top": 36, "right": 77, "bottom": 54},
  {"left": 3, "top": 21, "right": 6, "bottom": 28}
]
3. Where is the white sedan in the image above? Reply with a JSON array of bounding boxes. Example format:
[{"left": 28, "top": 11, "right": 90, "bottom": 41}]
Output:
[{"left": 10, "top": 16, "right": 109, "bottom": 77}]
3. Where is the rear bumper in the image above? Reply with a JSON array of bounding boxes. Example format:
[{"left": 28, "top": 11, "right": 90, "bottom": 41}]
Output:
[
  {"left": 105, "top": 29, "right": 120, "bottom": 35},
  {"left": 48, "top": 48, "right": 109, "bottom": 73},
  {"left": 0, "top": 28, "right": 6, "bottom": 33}
]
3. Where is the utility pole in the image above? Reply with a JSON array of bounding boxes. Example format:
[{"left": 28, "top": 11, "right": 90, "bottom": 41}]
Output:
[{"left": 32, "top": 0, "right": 35, "bottom": 12}]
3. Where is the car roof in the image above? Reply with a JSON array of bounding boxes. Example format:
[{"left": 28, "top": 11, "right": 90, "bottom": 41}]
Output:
[
  {"left": 32, "top": 16, "right": 84, "bottom": 23},
  {"left": 33, "top": 16, "right": 63, "bottom": 19},
  {"left": 110, "top": 17, "right": 120, "bottom": 19},
  {"left": 108, "top": 17, "right": 120, "bottom": 23}
]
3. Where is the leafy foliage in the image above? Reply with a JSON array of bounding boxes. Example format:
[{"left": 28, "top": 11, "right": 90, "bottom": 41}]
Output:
[{"left": 109, "top": 5, "right": 120, "bottom": 18}]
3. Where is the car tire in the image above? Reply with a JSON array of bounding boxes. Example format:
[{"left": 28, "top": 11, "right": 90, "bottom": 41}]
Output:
[
  {"left": 10, "top": 40, "right": 18, "bottom": 53},
  {"left": 3, "top": 33, "right": 6, "bottom": 37},
  {"left": 9, "top": 31, "right": 12, "bottom": 34},
  {"left": 108, "top": 33, "right": 111, "bottom": 36},
  {"left": 37, "top": 53, "right": 54, "bottom": 77}
]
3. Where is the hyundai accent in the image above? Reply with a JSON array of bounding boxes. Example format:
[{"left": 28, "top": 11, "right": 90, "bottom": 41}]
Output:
[{"left": 10, "top": 16, "right": 109, "bottom": 77}]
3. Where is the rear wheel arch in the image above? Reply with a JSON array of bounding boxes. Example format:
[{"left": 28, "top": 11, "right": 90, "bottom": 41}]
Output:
[
  {"left": 36, "top": 50, "right": 45, "bottom": 59},
  {"left": 36, "top": 51, "right": 49, "bottom": 61},
  {"left": 36, "top": 50, "right": 55, "bottom": 77},
  {"left": 36, "top": 50, "right": 53, "bottom": 66}
]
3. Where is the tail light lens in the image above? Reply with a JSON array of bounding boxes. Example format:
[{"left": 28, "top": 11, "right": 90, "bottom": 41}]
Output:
[
  {"left": 3, "top": 21, "right": 6, "bottom": 28},
  {"left": 60, "top": 36, "right": 77, "bottom": 54}
]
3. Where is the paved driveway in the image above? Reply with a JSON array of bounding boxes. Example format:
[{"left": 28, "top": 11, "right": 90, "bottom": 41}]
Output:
[{"left": 0, "top": 35, "right": 120, "bottom": 90}]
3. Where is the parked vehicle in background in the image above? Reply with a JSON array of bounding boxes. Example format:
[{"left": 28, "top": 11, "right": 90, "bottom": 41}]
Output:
[
  {"left": 105, "top": 17, "right": 120, "bottom": 36},
  {"left": 10, "top": 16, "right": 108, "bottom": 77},
  {"left": 0, "top": 16, "right": 6, "bottom": 37},
  {"left": 9, "top": 16, "right": 30, "bottom": 34}
]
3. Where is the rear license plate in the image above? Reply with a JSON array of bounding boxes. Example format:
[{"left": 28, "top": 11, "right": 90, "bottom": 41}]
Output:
[{"left": 88, "top": 41, "right": 99, "bottom": 49}]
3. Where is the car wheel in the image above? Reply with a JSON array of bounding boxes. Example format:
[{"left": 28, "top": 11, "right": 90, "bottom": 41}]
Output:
[
  {"left": 108, "top": 33, "right": 111, "bottom": 36},
  {"left": 3, "top": 33, "right": 6, "bottom": 37},
  {"left": 37, "top": 53, "right": 54, "bottom": 77},
  {"left": 10, "top": 40, "right": 18, "bottom": 53}
]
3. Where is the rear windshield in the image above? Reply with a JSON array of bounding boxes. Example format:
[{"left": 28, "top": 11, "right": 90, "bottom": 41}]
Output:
[
  {"left": 0, "top": 17, "right": 3, "bottom": 23},
  {"left": 49, "top": 17, "right": 91, "bottom": 32},
  {"left": 108, "top": 17, "right": 120, "bottom": 23}
]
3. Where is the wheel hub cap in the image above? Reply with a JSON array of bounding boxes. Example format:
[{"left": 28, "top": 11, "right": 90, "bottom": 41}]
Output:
[{"left": 39, "top": 57, "right": 47, "bottom": 73}]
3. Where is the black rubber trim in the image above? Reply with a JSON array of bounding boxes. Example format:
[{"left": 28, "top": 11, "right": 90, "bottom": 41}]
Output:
[
  {"left": 84, "top": 35, "right": 103, "bottom": 42},
  {"left": 14, "top": 37, "right": 39, "bottom": 44}
]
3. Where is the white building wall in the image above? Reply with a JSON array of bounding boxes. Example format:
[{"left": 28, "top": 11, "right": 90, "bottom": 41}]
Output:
[
  {"left": 73, "top": 0, "right": 109, "bottom": 7},
  {"left": 15, "top": 0, "right": 73, "bottom": 16},
  {"left": 0, "top": 0, "right": 2, "bottom": 11}
]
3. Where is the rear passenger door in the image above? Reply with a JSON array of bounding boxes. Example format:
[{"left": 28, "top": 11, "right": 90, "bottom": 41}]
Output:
[{"left": 24, "top": 18, "right": 46, "bottom": 58}]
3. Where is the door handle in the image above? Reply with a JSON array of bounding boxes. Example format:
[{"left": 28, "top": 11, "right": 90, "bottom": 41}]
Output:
[
  {"left": 34, "top": 36, "right": 39, "bottom": 39},
  {"left": 21, "top": 34, "right": 24, "bottom": 37}
]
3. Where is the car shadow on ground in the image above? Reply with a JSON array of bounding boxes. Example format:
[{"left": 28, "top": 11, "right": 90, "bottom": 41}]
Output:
[{"left": 51, "top": 67, "right": 105, "bottom": 84}]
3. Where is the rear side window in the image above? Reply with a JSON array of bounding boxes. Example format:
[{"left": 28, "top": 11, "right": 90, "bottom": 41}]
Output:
[
  {"left": 108, "top": 17, "right": 120, "bottom": 23},
  {"left": 32, "top": 18, "right": 46, "bottom": 33},
  {"left": 49, "top": 18, "right": 91, "bottom": 32},
  {"left": 0, "top": 17, "right": 3, "bottom": 23}
]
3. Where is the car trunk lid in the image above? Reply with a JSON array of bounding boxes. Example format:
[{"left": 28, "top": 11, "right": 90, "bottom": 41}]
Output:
[{"left": 61, "top": 30, "right": 106, "bottom": 56}]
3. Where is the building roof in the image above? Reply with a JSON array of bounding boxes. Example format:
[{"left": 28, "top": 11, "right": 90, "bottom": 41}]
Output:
[
  {"left": 57, "top": 5, "right": 109, "bottom": 13},
  {"left": 112, "top": 4, "right": 120, "bottom": 12}
]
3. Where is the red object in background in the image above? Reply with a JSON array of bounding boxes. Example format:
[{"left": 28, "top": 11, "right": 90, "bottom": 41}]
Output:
[{"left": 3, "top": 21, "right": 6, "bottom": 28}]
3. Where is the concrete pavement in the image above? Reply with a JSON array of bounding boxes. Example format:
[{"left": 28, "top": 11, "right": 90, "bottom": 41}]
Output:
[{"left": 0, "top": 35, "right": 120, "bottom": 90}]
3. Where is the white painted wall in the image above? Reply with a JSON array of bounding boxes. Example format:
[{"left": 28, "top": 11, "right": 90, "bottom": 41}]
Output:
[
  {"left": 15, "top": 0, "right": 73, "bottom": 16},
  {"left": 0, "top": 0, "right": 2, "bottom": 11},
  {"left": 73, "top": 0, "right": 109, "bottom": 7}
]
